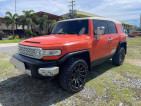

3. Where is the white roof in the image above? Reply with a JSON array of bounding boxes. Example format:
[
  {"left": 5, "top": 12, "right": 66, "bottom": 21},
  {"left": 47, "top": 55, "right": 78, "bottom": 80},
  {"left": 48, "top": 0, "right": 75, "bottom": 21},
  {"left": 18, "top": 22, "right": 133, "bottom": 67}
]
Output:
[{"left": 58, "top": 17, "right": 121, "bottom": 24}]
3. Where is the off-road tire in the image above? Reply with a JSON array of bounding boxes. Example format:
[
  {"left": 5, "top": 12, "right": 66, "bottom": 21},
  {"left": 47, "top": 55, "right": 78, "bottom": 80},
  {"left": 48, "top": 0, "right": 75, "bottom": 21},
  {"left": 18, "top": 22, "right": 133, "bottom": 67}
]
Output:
[
  {"left": 112, "top": 47, "right": 125, "bottom": 66},
  {"left": 59, "top": 58, "right": 88, "bottom": 93}
]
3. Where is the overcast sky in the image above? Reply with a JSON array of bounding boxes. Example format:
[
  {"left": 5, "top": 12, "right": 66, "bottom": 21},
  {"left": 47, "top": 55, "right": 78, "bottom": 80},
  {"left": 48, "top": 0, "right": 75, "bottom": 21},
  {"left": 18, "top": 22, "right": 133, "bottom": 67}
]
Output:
[{"left": 0, "top": 0, "right": 141, "bottom": 26}]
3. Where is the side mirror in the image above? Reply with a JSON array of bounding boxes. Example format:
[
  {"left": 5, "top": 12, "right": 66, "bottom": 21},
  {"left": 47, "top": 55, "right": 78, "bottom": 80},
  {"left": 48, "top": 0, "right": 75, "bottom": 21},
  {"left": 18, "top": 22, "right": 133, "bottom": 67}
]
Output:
[{"left": 96, "top": 26, "right": 105, "bottom": 40}]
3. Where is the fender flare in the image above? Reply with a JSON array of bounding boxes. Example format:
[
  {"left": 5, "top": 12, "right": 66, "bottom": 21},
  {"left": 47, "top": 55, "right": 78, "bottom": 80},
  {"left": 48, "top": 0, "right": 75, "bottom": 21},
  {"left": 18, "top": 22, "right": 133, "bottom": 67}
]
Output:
[{"left": 58, "top": 49, "right": 90, "bottom": 65}]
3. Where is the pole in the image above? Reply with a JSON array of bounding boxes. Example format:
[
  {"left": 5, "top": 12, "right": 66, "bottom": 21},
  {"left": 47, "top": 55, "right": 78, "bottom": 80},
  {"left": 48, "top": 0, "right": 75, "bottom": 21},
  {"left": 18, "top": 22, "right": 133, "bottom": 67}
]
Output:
[
  {"left": 15, "top": 0, "right": 16, "bottom": 13},
  {"left": 69, "top": 0, "right": 75, "bottom": 18},
  {"left": 140, "top": 14, "right": 141, "bottom": 28}
]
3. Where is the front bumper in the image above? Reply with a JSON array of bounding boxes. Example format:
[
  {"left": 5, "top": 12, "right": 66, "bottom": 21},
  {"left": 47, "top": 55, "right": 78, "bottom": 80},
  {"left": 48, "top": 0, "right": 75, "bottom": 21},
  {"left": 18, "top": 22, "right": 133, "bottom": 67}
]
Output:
[{"left": 10, "top": 54, "right": 59, "bottom": 79}]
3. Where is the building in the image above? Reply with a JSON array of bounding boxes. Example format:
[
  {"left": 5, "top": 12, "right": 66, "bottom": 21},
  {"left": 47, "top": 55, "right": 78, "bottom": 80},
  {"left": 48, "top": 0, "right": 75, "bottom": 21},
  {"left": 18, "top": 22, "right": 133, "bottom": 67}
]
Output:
[
  {"left": 0, "top": 11, "right": 62, "bottom": 35},
  {"left": 61, "top": 10, "right": 136, "bottom": 34}
]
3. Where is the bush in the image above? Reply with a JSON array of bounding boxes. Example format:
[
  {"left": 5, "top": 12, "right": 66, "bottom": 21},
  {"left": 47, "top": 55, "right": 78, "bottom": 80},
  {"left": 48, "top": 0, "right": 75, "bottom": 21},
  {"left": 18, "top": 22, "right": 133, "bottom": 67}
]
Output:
[
  {"left": 24, "top": 30, "right": 36, "bottom": 38},
  {"left": 8, "top": 35, "right": 20, "bottom": 40},
  {"left": 40, "top": 31, "right": 46, "bottom": 35},
  {"left": 0, "top": 30, "right": 6, "bottom": 40}
]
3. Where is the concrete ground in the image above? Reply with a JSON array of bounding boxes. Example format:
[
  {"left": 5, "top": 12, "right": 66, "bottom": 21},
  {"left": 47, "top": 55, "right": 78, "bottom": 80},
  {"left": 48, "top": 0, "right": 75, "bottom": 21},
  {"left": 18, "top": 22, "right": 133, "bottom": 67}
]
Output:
[{"left": 0, "top": 43, "right": 18, "bottom": 48}]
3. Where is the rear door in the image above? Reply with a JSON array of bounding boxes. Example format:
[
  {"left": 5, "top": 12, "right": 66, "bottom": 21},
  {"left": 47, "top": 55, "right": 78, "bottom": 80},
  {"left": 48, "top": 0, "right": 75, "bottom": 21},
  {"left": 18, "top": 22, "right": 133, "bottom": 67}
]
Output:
[{"left": 106, "top": 21, "right": 119, "bottom": 55}]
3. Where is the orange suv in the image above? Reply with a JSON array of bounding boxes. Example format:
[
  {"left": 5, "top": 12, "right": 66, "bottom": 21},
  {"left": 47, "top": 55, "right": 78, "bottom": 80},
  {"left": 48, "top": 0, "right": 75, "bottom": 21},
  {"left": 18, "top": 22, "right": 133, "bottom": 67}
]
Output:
[{"left": 10, "top": 17, "right": 127, "bottom": 93}]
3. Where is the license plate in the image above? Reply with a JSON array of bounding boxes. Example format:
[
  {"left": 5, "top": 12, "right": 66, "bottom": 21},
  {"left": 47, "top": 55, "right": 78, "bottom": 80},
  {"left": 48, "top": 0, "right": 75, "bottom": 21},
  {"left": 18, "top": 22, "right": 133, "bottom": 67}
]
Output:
[{"left": 10, "top": 57, "right": 26, "bottom": 73}]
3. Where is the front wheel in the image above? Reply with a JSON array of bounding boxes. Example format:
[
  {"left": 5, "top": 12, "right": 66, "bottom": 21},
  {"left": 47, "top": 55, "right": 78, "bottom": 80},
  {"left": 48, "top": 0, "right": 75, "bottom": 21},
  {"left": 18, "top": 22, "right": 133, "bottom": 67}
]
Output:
[
  {"left": 112, "top": 47, "right": 126, "bottom": 66},
  {"left": 59, "top": 58, "right": 88, "bottom": 93}
]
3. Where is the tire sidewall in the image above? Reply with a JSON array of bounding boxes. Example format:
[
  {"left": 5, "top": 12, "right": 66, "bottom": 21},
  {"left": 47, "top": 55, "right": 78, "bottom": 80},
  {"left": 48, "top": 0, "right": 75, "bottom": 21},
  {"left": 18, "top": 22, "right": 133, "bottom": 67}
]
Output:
[{"left": 59, "top": 58, "right": 88, "bottom": 93}]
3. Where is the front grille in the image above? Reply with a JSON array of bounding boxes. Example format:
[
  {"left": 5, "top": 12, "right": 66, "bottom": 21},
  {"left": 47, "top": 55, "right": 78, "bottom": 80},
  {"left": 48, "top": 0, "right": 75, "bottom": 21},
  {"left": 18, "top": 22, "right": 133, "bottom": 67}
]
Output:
[{"left": 18, "top": 45, "right": 42, "bottom": 59}]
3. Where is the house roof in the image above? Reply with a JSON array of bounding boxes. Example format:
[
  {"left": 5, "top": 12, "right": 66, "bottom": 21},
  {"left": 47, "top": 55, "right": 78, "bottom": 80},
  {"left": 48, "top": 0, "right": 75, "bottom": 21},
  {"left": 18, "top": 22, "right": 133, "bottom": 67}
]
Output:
[
  {"left": 75, "top": 10, "right": 134, "bottom": 26},
  {"left": 33, "top": 11, "right": 62, "bottom": 21}
]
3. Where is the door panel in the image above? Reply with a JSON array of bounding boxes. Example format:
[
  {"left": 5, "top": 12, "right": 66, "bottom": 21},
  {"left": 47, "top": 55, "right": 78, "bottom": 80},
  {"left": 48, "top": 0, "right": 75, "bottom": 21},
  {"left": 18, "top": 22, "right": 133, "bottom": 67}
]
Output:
[{"left": 92, "top": 20, "right": 111, "bottom": 61}]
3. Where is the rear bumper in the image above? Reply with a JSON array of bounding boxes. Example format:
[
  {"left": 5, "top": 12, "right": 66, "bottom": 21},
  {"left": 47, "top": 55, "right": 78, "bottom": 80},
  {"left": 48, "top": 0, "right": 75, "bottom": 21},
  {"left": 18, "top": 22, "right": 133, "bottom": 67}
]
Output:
[{"left": 10, "top": 54, "right": 59, "bottom": 79}]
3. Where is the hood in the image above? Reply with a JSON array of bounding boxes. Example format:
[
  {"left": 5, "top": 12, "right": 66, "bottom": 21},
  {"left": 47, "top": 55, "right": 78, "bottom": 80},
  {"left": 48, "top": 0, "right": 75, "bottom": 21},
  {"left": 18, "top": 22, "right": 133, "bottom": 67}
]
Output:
[{"left": 21, "top": 34, "right": 90, "bottom": 45}]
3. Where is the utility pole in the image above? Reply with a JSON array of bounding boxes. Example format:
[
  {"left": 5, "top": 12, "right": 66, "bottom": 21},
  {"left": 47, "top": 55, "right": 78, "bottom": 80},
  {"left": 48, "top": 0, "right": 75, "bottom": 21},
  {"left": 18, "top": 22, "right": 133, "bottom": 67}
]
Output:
[
  {"left": 69, "top": 0, "right": 76, "bottom": 18},
  {"left": 15, "top": 0, "right": 16, "bottom": 13},
  {"left": 140, "top": 14, "right": 141, "bottom": 28}
]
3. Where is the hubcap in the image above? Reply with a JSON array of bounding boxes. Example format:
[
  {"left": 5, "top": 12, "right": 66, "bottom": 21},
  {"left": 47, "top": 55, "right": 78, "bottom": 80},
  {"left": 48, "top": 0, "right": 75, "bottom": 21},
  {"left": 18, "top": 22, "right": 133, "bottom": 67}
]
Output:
[
  {"left": 70, "top": 64, "right": 86, "bottom": 89},
  {"left": 119, "top": 50, "right": 125, "bottom": 64}
]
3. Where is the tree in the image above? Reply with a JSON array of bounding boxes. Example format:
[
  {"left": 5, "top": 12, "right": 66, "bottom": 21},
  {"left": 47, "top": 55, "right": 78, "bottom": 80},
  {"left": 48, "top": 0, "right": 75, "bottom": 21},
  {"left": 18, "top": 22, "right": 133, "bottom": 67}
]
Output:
[
  {"left": 22, "top": 10, "right": 37, "bottom": 30},
  {"left": 5, "top": 11, "right": 18, "bottom": 35},
  {"left": 17, "top": 15, "right": 26, "bottom": 31},
  {"left": 38, "top": 15, "right": 50, "bottom": 34}
]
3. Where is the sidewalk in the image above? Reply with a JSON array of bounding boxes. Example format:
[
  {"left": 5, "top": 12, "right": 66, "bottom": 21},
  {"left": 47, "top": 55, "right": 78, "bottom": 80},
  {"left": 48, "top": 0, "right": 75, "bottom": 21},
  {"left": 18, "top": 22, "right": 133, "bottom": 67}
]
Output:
[{"left": 0, "top": 43, "right": 18, "bottom": 48}]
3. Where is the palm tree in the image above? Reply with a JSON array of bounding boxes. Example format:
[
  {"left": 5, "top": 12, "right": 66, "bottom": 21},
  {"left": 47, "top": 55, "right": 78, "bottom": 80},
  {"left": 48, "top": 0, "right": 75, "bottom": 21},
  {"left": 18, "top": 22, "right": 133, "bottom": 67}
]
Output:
[
  {"left": 38, "top": 15, "right": 49, "bottom": 34},
  {"left": 5, "top": 11, "right": 18, "bottom": 35},
  {"left": 17, "top": 15, "right": 26, "bottom": 31},
  {"left": 22, "top": 10, "right": 36, "bottom": 30}
]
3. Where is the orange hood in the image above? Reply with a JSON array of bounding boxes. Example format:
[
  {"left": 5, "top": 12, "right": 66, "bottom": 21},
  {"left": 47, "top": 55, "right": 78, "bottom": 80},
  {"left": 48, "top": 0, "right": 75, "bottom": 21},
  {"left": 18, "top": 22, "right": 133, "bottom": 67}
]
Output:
[{"left": 20, "top": 34, "right": 90, "bottom": 45}]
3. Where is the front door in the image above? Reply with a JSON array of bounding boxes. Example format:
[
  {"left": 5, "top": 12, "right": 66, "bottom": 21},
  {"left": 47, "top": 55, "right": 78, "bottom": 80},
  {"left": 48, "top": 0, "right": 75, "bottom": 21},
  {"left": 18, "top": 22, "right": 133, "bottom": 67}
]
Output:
[{"left": 92, "top": 20, "right": 111, "bottom": 61}]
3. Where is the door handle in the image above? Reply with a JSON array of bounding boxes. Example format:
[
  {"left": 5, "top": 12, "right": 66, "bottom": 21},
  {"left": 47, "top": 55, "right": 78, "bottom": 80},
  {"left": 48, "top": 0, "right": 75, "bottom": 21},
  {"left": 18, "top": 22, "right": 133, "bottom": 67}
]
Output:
[{"left": 108, "top": 38, "right": 113, "bottom": 41}]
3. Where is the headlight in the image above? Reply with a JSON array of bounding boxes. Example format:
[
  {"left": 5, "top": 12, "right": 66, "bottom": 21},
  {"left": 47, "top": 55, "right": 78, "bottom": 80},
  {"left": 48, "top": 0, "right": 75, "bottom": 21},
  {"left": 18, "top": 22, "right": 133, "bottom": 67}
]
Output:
[{"left": 41, "top": 50, "right": 61, "bottom": 56}]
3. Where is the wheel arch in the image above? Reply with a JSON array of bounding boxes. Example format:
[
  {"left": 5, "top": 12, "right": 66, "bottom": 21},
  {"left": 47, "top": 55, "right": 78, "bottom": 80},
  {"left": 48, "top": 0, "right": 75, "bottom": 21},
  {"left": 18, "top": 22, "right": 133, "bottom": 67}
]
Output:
[
  {"left": 116, "top": 41, "right": 127, "bottom": 54},
  {"left": 58, "top": 49, "right": 91, "bottom": 71}
]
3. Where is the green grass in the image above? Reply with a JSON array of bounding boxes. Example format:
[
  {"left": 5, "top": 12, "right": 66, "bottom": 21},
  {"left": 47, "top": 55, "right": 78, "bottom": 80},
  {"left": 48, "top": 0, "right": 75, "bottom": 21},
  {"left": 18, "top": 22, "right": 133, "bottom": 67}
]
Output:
[
  {"left": 0, "top": 60, "right": 14, "bottom": 77},
  {"left": 56, "top": 37, "right": 141, "bottom": 105},
  {"left": 0, "top": 39, "right": 24, "bottom": 43},
  {"left": 0, "top": 37, "right": 141, "bottom": 105}
]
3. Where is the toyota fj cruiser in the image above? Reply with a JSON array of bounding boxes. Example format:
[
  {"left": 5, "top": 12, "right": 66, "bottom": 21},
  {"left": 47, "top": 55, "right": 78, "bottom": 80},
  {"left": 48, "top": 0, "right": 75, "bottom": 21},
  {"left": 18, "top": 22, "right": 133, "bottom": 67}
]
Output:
[{"left": 10, "top": 17, "right": 127, "bottom": 93}]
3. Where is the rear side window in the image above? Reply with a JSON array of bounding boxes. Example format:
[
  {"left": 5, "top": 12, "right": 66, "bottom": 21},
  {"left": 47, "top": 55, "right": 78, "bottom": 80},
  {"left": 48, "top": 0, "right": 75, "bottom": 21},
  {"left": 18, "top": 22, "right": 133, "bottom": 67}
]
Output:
[
  {"left": 107, "top": 21, "right": 117, "bottom": 34},
  {"left": 93, "top": 20, "right": 109, "bottom": 35},
  {"left": 120, "top": 24, "right": 125, "bottom": 33}
]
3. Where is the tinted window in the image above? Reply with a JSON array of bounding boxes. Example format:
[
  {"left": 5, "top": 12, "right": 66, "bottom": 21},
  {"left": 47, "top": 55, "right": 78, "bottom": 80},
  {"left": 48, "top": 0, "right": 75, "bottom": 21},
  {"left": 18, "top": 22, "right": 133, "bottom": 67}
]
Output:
[
  {"left": 107, "top": 21, "right": 117, "bottom": 34},
  {"left": 93, "top": 20, "right": 109, "bottom": 35},
  {"left": 52, "top": 20, "right": 88, "bottom": 35}
]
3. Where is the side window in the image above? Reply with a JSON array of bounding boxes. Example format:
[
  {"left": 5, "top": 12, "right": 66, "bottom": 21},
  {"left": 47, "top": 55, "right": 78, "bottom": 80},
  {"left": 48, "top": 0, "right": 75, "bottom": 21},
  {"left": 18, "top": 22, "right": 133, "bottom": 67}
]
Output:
[
  {"left": 93, "top": 20, "right": 109, "bottom": 35},
  {"left": 107, "top": 21, "right": 117, "bottom": 34},
  {"left": 120, "top": 24, "right": 125, "bottom": 33}
]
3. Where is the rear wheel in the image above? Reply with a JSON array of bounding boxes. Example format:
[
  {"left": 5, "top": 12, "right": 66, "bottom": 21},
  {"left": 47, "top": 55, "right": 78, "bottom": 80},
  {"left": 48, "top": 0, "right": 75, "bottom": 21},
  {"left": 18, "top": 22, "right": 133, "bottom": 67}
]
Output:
[
  {"left": 112, "top": 47, "right": 125, "bottom": 66},
  {"left": 59, "top": 58, "right": 88, "bottom": 93}
]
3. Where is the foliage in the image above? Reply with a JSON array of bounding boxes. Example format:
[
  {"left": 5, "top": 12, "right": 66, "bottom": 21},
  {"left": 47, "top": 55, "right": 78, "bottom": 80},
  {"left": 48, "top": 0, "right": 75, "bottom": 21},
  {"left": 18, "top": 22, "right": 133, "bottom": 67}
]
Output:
[
  {"left": 38, "top": 15, "right": 49, "bottom": 34},
  {"left": 17, "top": 15, "right": 26, "bottom": 31},
  {"left": 59, "top": 17, "right": 66, "bottom": 21},
  {"left": 0, "top": 30, "right": 6, "bottom": 40},
  {"left": 5, "top": 11, "right": 18, "bottom": 35},
  {"left": 8, "top": 35, "right": 19, "bottom": 40},
  {"left": 40, "top": 31, "right": 46, "bottom": 35},
  {"left": 22, "top": 10, "right": 37, "bottom": 30},
  {"left": 24, "top": 30, "right": 36, "bottom": 37}
]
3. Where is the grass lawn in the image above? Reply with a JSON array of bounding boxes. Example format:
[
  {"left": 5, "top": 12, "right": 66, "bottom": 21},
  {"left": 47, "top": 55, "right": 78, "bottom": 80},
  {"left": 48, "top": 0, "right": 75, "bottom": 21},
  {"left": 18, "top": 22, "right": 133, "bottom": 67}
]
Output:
[
  {"left": 0, "top": 37, "right": 141, "bottom": 105},
  {"left": 0, "top": 39, "right": 24, "bottom": 43}
]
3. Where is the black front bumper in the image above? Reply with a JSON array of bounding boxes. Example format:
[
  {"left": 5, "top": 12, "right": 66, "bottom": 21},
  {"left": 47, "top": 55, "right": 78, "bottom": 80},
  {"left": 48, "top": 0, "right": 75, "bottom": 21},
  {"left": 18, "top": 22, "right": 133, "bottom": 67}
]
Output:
[{"left": 13, "top": 54, "right": 58, "bottom": 79}]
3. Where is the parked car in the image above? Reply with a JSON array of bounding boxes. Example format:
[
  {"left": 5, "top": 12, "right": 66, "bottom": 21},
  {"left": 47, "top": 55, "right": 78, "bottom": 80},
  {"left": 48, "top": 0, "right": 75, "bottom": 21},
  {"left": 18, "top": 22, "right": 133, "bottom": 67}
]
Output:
[
  {"left": 10, "top": 17, "right": 127, "bottom": 93},
  {"left": 128, "top": 32, "right": 141, "bottom": 37}
]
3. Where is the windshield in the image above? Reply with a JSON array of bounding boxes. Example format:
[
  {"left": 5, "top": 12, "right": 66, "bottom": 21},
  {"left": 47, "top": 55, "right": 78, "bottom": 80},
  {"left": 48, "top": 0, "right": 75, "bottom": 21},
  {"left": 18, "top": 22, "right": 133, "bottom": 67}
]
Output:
[{"left": 52, "top": 20, "right": 88, "bottom": 35}]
